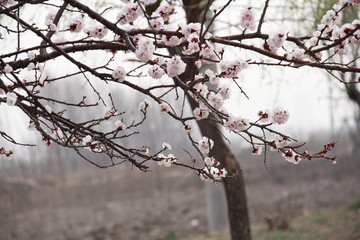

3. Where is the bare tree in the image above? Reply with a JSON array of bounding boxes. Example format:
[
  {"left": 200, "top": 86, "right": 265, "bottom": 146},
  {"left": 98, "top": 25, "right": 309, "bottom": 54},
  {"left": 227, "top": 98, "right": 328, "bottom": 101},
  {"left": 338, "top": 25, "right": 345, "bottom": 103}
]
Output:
[{"left": 1, "top": 0, "right": 360, "bottom": 239}]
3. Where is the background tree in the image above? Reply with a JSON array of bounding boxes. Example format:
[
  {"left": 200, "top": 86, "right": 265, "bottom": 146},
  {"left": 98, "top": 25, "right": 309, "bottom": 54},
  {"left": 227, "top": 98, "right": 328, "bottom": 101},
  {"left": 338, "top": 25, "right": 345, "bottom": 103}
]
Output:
[
  {"left": 308, "top": 0, "right": 360, "bottom": 150},
  {"left": 1, "top": 0, "right": 359, "bottom": 239}
]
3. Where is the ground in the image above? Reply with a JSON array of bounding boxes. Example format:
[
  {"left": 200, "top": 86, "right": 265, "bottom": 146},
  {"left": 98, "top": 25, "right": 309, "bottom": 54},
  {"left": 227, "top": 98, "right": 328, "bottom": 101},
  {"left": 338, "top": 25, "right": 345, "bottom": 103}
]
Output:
[{"left": 0, "top": 138, "right": 359, "bottom": 240}]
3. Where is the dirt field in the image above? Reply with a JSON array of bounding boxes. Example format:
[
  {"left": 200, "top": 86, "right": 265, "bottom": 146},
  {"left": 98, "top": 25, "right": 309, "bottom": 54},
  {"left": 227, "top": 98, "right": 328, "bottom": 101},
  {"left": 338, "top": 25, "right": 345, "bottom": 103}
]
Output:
[{"left": 0, "top": 140, "right": 359, "bottom": 240}]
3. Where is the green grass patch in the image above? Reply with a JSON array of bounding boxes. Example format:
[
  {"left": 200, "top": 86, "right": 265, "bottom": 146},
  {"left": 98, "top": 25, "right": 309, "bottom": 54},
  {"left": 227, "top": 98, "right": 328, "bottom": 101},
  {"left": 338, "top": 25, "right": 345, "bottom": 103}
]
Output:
[{"left": 183, "top": 202, "right": 360, "bottom": 240}]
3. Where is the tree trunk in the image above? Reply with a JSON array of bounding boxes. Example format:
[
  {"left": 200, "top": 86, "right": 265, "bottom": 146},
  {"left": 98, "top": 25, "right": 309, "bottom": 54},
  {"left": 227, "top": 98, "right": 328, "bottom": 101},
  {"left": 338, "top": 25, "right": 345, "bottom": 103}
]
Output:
[
  {"left": 163, "top": 1, "right": 252, "bottom": 238},
  {"left": 188, "top": 100, "right": 251, "bottom": 240}
]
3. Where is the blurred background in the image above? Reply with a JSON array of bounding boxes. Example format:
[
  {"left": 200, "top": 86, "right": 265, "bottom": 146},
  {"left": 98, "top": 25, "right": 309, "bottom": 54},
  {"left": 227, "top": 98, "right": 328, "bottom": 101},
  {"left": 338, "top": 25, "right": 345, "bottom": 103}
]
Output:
[{"left": 1, "top": 0, "right": 360, "bottom": 239}]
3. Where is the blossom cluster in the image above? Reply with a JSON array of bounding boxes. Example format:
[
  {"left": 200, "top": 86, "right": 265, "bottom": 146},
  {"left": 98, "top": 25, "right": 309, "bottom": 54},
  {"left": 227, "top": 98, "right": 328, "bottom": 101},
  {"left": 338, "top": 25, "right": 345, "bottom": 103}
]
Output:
[
  {"left": 200, "top": 156, "right": 227, "bottom": 182},
  {"left": 308, "top": 0, "right": 360, "bottom": 57}
]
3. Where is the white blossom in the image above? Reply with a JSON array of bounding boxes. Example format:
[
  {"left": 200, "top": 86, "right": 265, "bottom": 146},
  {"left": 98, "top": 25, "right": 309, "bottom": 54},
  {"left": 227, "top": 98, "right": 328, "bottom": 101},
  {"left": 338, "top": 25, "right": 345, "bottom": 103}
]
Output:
[
  {"left": 224, "top": 115, "right": 249, "bottom": 132},
  {"left": 274, "top": 134, "right": 290, "bottom": 149},
  {"left": 149, "top": 13, "right": 164, "bottom": 30},
  {"left": 257, "top": 109, "right": 270, "bottom": 123},
  {"left": 183, "top": 32, "right": 200, "bottom": 55},
  {"left": 205, "top": 69, "right": 218, "bottom": 85},
  {"left": 157, "top": 153, "right": 176, "bottom": 167},
  {"left": 219, "top": 59, "right": 248, "bottom": 78},
  {"left": 286, "top": 47, "right": 306, "bottom": 61},
  {"left": 200, "top": 167, "right": 211, "bottom": 182},
  {"left": 162, "top": 142, "right": 172, "bottom": 150},
  {"left": 198, "top": 136, "right": 214, "bottom": 154},
  {"left": 88, "top": 25, "right": 108, "bottom": 39},
  {"left": 148, "top": 65, "right": 165, "bottom": 79},
  {"left": 184, "top": 124, "right": 192, "bottom": 134},
  {"left": 105, "top": 107, "right": 116, "bottom": 119},
  {"left": 45, "top": 11, "right": 56, "bottom": 27},
  {"left": 0, "top": 0, "right": 14, "bottom": 6},
  {"left": 153, "top": 56, "right": 165, "bottom": 65},
  {"left": 217, "top": 85, "right": 231, "bottom": 100},
  {"left": 252, "top": 147, "right": 262, "bottom": 156},
  {"left": 161, "top": 25, "right": 183, "bottom": 47},
  {"left": 135, "top": 37, "right": 155, "bottom": 62},
  {"left": 117, "top": 3, "right": 142, "bottom": 24},
  {"left": 4, "top": 64, "right": 13, "bottom": 73},
  {"left": 82, "top": 135, "right": 92, "bottom": 145},
  {"left": 194, "top": 60, "right": 202, "bottom": 69},
  {"left": 240, "top": 6, "right": 256, "bottom": 31},
  {"left": 114, "top": 120, "right": 126, "bottom": 130},
  {"left": 334, "top": 39, "right": 350, "bottom": 55},
  {"left": 167, "top": 56, "right": 186, "bottom": 77},
  {"left": 207, "top": 92, "right": 223, "bottom": 109},
  {"left": 180, "top": 23, "right": 201, "bottom": 38},
  {"left": 138, "top": 99, "right": 152, "bottom": 111},
  {"left": 199, "top": 41, "right": 217, "bottom": 63},
  {"left": 200, "top": 166, "right": 227, "bottom": 182},
  {"left": 112, "top": 66, "right": 126, "bottom": 81},
  {"left": 27, "top": 62, "right": 35, "bottom": 71},
  {"left": 266, "top": 30, "right": 287, "bottom": 52},
  {"left": 160, "top": 102, "right": 170, "bottom": 114},
  {"left": 204, "top": 156, "right": 216, "bottom": 167},
  {"left": 320, "top": 10, "right": 339, "bottom": 26},
  {"left": 28, "top": 52, "right": 36, "bottom": 60},
  {"left": 6, "top": 92, "right": 17, "bottom": 106},
  {"left": 271, "top": 107, "right": 289, "bottom": 124},
  {"left": 193, "top": 104, "right": 210, "bottom": 120},
  {"left": 155, "top": 3, "right": 175, "bottom": 21},
  {"left": 162, "top": 34, "right": 182, "bottom": 47},
  {"left": 67, "top": 14, "right": 85, "bottom": 32},
  {"left": 193, "top": 82, "right": 209, "bottom": 99},
  {"left": 282, "top": 149, "right": 301, "bottom": 164}
]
